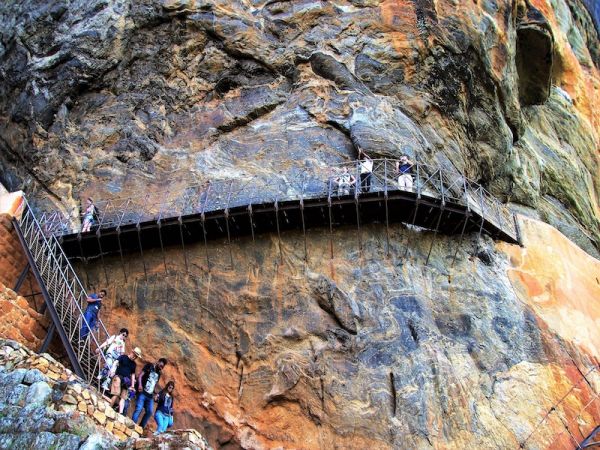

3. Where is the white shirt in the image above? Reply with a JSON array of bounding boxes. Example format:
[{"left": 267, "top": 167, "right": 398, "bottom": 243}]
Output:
[{"left": 360, "top": 159, "right": 373, "bottom": 174}]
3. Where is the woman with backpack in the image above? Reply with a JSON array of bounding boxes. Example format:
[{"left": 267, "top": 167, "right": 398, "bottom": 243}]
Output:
[{"left": 154, "top": 381, "right": 175, "bottom": 435}]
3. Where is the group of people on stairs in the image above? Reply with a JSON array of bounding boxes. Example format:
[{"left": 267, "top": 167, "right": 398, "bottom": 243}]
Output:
[{"left": 81, "top": 290, "right": 175, "bottom": 435}]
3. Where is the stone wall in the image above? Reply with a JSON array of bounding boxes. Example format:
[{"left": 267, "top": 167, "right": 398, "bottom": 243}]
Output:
[
  {"left": 0, "top": 339, "right": 143, "bottom": 439},
  {"left": 0, "top": 281, "right": 48, "bottom": 350},
  {"left": 0, "top": 338, "right": 211, "bottom": 449},
  {"left": 0, "top": 214, "right": 26, "bottom": 289},
  {"left": 0, "top": 213, "right": 38, "bottom": 298}
]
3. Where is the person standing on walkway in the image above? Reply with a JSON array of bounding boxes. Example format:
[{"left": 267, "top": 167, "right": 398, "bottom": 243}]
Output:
[
  {"left": 80, "top": 289, "right": 106, "bottom": 340},
  {"left": 108, "top": 347, "right": 141, "bottom": 414},
  {"left": 396, "top": 155, "right": 414, "bottom": 190},
  {"left": 335, "top": 167, "right": 356, "bottom": 196},
  {"left": 154, "top": 381, "right": 175, "bottom": 435},
  {"left": 133, "top": 358, "right": 168, "bottom": 429},
  {"left": 358, "top": 149, "right": 373, "bottom": 193},
  {"left": 81, "top": 197, "right": 97, "bottom": 233},
  {"left": 96, "top": 327, "right": 128, "bottom": 389}
]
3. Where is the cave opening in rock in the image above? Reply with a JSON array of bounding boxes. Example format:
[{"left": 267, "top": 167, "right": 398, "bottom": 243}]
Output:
[{"left": 516, "top": 26, "right": 554, "bottom": 105}]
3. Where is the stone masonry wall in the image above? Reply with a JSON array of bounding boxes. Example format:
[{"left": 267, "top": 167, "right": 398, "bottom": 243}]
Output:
[
  {"left": 0, "top": 214, "right": 26, "bottom": 289},
  {"left": 0, "top": 339, "right": 212, "bottom": 449},
  {"left": 0, "top": 213, "right": 38, "bottom": 298},
  {"left": 0, "top": 281, "right": 48, "bottom": 350},
  {"left": 0, "top": 338, "right": 143, "bottom": 440}
]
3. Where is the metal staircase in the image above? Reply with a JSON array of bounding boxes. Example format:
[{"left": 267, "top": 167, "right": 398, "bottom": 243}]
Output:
[{"left": 12, "top": 197, "right": 109, "bottom": 388}]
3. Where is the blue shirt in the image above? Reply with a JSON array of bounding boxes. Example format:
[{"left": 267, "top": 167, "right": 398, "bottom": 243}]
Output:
[
  {"left": 86, "top": 293, "right": 102, "bottom": 311},
  {"left": 398, "top": 163, "right": 412, "bottom": 175}
]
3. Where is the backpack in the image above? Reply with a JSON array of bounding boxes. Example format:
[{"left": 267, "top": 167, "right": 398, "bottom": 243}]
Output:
[{"left": 92, "top": 205, "right": 100, "bottom": 223}]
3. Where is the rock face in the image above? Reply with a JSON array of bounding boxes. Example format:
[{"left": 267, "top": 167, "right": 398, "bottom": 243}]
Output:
[
  {"left": 86, "top": 215, "right": 600, "bottom": 450},
  {"left": 0, "top": 0, "right": 597, "bottom": 253},
  {"left": 0, "top": 0, "right": 599, "bottom": 449}
]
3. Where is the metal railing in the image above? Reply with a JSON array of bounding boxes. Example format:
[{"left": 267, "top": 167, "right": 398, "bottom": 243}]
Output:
[
  {"left": 38, "top": 159, "right": 518, "bottom": 241},
  {"left": 15, "top": 197, "right": 109, "bottom": 387}
]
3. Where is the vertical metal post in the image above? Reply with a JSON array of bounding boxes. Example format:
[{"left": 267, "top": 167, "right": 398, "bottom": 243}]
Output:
[
  {"left": 178, "top": 217, "right": 189, "bottom": 273},
  {"left": 157, "top": 219, "right": 168, "bottom": 275},
  {"left": 327, "top": 176, "right": 334, "bottom": 260},
  {"left": 274, "top": 199, "right": 283, "bottom": 264},
  {"left": 439, "top": 168, "right": 445, "bottom": 204},
  {"left": 200, "top": 215, "right": 210, "bottom": 271},
  {"left": 136, "top": 223, "right": 148, "bottom": 281},
  {"left": 425, "top": 206, "right": 444, "bottom": 266},
  {"left": 95, "top": 229, "right": 109, "bottom": 285},
  {"left": 404, "top": 197, "right": 421, "bottom": 258},
  {"left": 415, "top": 161, "right": 421, "bottom": 197},
  {"left": 225, "top": 180, "right": 234, "bottom": 269},
  {"left": 115, "top": 199, "right": 130, "bottom": 282},
  {"left": 200, "top": 184, "right": 212, "bottom": 272},
  {"left": 300, "top": 200, "right": 308, "bottom": 263},
  {"left": 474, "top": 188, "right": 486, "bottom": 256},
  {"left": 451, "top": 177, "right": 470, "bottom": 268},
  {"left": 116, "top": 228, "right": 127, "bottom": 282},
  {"left": 354, "top": 161, "right": 362, "bottom": 257},
  {"left": 384, "top": 159, "right": 390, "bottom": 258},
  {"left": 248, "top": 204, "right": 255, "bottom": 242}
]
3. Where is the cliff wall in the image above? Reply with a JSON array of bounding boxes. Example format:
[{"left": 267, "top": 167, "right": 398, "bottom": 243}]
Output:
[
  {"left": 0, "top": 0, "right": 597, "bottom": 254},
  {"left": 80, "top": 215, "right": 600, "bottom": 449},
  {"left": 0, "top": 0, "right": 599, "bottom": 449}
]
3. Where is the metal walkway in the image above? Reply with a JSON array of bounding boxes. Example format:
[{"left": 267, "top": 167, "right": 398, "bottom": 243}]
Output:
[
  {"left": 39, "top": 159, "right": 520, "bottom": 270},
  {"left": 12, "top": 197, "right": 109, "bottom": 387}
]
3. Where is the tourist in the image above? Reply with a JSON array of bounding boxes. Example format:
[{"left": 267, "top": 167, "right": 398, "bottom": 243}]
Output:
[
  {"left": 81, "top": 197, "right": 97, "bottom": 233},
  {"left": 358, "top": 149, "right": 373, "bottom": 193},
  {"left": 132, "top": 357, "right": 168, "bottom": 429},
  {"left": 80, "top": 289, "right": 106, "bottom": 340},
  {"left": 154, "top": 381, "right": 175, "bottom": 435},
  {"left": 108, "top": 347, "right": 141, "bottom": 414},
  {"left": 396, "top": 155, "right": 414, "bottom": 190},
  {"left": 335, "top": 166, "right": 356, "bottom": 196},
  {"left": 197, "top": 180, "right": 210, "bottom": 213},
  {"left": 96, "top": 328, "right": 128, "bottom": 389}
]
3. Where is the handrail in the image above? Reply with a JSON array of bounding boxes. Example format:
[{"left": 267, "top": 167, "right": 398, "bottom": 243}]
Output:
[
  {"left": 37, "top": 158, "right": 517, "bottom": 242},
  {"left": 15, "top": 197, "right": 109, "bottom": 386}
]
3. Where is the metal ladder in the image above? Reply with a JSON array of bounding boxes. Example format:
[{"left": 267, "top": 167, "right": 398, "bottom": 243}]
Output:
[{"left": 12, "top": 197, "right": 109, "bottom": 388}]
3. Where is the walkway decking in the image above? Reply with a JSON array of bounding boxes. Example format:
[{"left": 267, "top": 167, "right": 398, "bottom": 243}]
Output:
[{"left": 39, "top": 159, "right": 520, "bottom": 265}]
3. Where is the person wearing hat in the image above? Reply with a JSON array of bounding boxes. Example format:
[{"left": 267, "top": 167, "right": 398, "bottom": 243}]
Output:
[{"left": 108, "top": 347, "right": 142, "bottom": 414}]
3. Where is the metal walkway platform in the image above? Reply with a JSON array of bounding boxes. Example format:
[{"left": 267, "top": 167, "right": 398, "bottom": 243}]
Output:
[{"left": 39, "top": 159, "right": 520, "bottom": 268}]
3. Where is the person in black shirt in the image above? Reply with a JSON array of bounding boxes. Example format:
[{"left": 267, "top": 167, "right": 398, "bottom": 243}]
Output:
[
  {"left": 132, "top": 357, "right": 168, "bottom": 429},
  {"left": 108, "top": 347, "right": 141, "bottom": 414}
]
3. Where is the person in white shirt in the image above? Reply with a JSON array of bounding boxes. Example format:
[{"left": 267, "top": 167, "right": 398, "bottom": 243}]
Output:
[
  {"left": 335, "top": 167, "right": 356, "bottom": 196},
  {"left": 358, "top": 149, "right": 373, "bottom": 193},
  {"left": 96, "top": 328, "right": 128, "bottom": 389}
]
